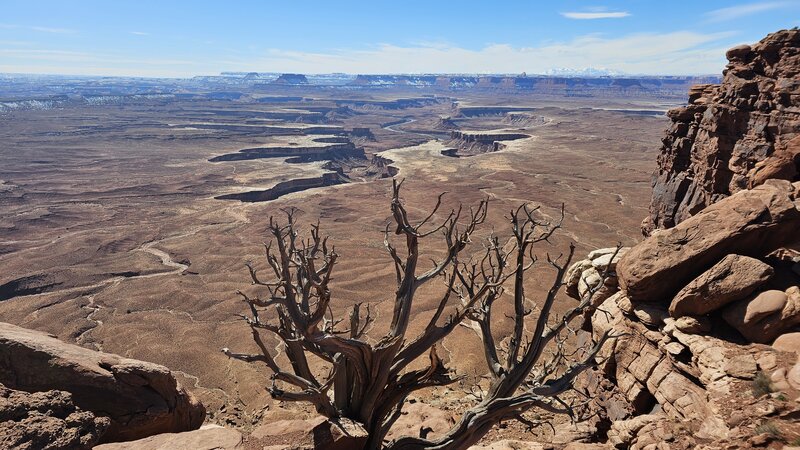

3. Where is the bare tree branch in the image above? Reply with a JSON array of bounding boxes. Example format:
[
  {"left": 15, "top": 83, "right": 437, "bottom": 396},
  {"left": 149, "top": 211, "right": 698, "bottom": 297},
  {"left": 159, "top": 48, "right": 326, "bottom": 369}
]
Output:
[{"left": 223, "top": 182, "right": 614, "bottom": 450}]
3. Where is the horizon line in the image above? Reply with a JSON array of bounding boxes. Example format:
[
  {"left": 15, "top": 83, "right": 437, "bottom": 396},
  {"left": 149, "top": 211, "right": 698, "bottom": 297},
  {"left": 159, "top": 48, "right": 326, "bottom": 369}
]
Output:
[{"left": 0, "top": 71, "right": 724, "bottom": 81}]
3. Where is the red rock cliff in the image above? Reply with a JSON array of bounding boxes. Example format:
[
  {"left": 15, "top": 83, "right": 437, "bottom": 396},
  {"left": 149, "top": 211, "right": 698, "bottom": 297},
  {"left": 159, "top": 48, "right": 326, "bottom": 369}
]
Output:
[{"left": 644, "top": 29, "right": 800, "bottom": 234}]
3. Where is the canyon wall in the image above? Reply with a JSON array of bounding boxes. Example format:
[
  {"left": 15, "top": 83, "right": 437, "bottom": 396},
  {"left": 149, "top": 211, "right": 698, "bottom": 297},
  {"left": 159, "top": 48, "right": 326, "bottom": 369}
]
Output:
[
  {"left": 349, "top": 74, "right": 718, "bottom": 98},
  {"left": 644, "top": 29, "right": 800, "bottom": 234},
  {"left": 563, "top": 29, "right": 800, "bottom": 449}
]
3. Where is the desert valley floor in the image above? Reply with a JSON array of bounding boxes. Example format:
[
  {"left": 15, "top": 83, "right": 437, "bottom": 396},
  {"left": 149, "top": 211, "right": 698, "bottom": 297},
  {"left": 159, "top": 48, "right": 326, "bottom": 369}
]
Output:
[{"left": 0, "top": 84, "right": 676, "bottom": 433}]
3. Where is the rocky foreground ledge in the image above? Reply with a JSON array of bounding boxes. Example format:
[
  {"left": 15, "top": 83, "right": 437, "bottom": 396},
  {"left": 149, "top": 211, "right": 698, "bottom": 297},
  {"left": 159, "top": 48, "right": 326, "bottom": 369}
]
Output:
[
  {"left": 566, "top": 181, "right": 800, "bottom": 448},
  {"left": 0, "top": 322, "right": 205, "bottom": 447},
  {"left": 557, "top": 28, "right": 800, "bottom": 450}
]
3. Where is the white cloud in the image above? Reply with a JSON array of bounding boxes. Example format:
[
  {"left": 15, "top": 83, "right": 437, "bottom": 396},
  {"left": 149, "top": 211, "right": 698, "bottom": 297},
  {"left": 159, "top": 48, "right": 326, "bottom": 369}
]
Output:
[
  {"left": 0, "top": 31, "right": 737, "bottom": 77},
  {"left": 561, "top": 11, "right": 631, "bottom": 19},
  {"left": 0, "top": 24, "right": 76, "bottom": 33},
  {"left": 227, "top": 31, "right": 733, "bottom": 76},
  {"left": 30, "top": 26, "right": 76, "bottom": 34},
  {"left": 0, "top": 49, "right": 194, "bottom": 67},
  {"left": 705, "top": 1, "right": 792, "bottom": 22},
  {"left": 0, "top": 40, "right": 33, "bottom": 46},
  {"left": 130, "top": 31, "right": 149, "bottom": 36}
]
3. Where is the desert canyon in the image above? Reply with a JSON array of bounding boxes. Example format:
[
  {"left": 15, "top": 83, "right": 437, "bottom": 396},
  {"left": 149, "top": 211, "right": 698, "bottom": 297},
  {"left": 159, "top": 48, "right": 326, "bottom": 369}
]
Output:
[{"left": 0, "top": 27, "right": 799, "bottom": 450}]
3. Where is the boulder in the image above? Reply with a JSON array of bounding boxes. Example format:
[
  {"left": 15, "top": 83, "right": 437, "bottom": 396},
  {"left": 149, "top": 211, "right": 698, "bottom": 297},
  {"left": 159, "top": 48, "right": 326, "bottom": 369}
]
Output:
[
  {"left": 606, "top": 413, "right": 661, "bottom": 448},
  {"left": 94, "top": 425, "right": 243, "bottom": 450},
  {"left": 577, "top": 269, "right": 603, "bottom": 300},
  {"left": 0, "top": 322, "right": 205, "bottom": 443},
  {"left": 673, "top": 316, "right": 712, "bottom": 334},
  {"left": 789, "top": 362, "right": 800, "bottom": 390},
  {"left": 0, "top": 383, "right": 110, "bottom": 450},
  {"left": 590, "top": 249, "right": 626, "bottom": 271},
  {"left": 722, "top": 287, "right": 800, "bottom": 343},
  {"left": 631, "top": 303, "right": 668, "bottom": 328},
  {"left": 565, "top": 259, "right": 594, "bottom": 298},
  {"left": 250, "top": 415, "right": 367, "bottom": 450},
  {"left": 587, "top": 247, "right": 622, "bottom": 260},
  {"left": 619, "top": 180, "right": 800, "bottom": 304},
  {"left": 772, "top": 332, "right": 800, "bottom": 355},
  {"left": 669, "top": 254, "right": 774, "bottom": 317},
  {"left": 725, "top": 44, "right": 751, "bottom": 61},
  {"left": 565, "top": 247, "right": 627, "bottom": 304},
  {"left": 385, "top": 401, "right": 455, "bottom": 441}
]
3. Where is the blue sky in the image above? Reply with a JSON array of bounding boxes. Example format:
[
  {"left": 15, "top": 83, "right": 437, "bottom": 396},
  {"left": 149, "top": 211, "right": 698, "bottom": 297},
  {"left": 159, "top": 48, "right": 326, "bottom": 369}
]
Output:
[{"left": 1, "top": 0, "right": 798, "bottom": 77}]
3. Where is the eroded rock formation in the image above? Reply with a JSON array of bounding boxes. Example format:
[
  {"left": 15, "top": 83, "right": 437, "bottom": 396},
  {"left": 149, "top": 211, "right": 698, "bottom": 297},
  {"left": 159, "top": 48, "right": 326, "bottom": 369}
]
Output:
[
  {"left": 0, "top": 322, "right": 205, "bottom": 443},
  {"left": 270, "top": 74, "right": 309, "bottom": 85},
  {"left": 0, "top": 383, "right": 109, "bottom": 450},
  {"left": 569, "top": 234, "right": 800, "bottom": 447},
  {"left": 95, "top": 425, "right": 244, "bottom": 450},
  {"left": 564, "top": 30, "right": 800, "bottom": 450},
  {"left": 619, "top": 179, "right": 800, "bottom": 303},
  {"left": 434, "top": 116, "right": 459, "bottom": 130},
  {"left": 444, "top": 130, "right": 529, "bottom": 156},
  {"left": 645, "top": 29, "right": 800, "bottom": 234}
]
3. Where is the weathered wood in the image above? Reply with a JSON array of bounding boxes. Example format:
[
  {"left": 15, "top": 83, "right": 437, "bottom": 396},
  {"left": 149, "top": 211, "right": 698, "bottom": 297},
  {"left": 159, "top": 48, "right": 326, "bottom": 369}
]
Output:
[{"left": 223, "top": 181, "right": 616, "bottom": 450}]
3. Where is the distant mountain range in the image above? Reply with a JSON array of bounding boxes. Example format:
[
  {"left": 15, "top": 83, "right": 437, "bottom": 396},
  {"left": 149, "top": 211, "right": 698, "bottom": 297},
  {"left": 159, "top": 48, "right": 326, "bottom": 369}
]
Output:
[
  {"left": 0, "top": 71, "right": 723, "bottom": 109},
  {"left": 542, "top": 67, "right": 628, "bottom": 77}
]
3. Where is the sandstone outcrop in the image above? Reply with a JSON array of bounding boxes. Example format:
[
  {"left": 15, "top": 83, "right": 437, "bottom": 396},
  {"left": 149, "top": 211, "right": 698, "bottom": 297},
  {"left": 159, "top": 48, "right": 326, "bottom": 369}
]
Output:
[
  {"left": 0, "top": 322, "right": 205, "bottom": 443},
  {"left": 564, "top": 247, "right": 627, "bottom": 306},
  {"left": 445, "top": 130, "right": 529, "bottom": 156},
  {"left": 249, "top": 415, "right": 368, "bottom": 450},
  {"left": 773, "top": 331, "right": 800, "bottom": 354},
  {"left": 571, "top": 267, "right": 800, "bottom": 449},
  {"left": 0, "top": 383, "right": 109, "bottom": 450},
  {"left": 94, "top": 425, "right": 243, "bottom": 450},
  {"left": 618, "top": 179, "right": 800, "bottom": 304},
  {"left": 501, "top": 113, "right": 548, "bottom": 127},
  {"left": 645, "top": 29, "right": 800, "bottom": 234},
  {"left": 723, "top": 286, "right": 800, "bottom": 343},
  {"left": 434, "top": 116, "right": 459, "bottom": 130},
  {"left": 569, "top": 80, "right": 800, "bottom": 446},
  {"left": 668, "top": 254, "right": 774, "bottom": 316}
]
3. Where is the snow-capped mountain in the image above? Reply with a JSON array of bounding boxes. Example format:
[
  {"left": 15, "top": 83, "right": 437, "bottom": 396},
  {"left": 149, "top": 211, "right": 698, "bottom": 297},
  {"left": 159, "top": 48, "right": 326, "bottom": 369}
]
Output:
[{"left": 542, "top": 67, "right": 627, "bottom": 77}]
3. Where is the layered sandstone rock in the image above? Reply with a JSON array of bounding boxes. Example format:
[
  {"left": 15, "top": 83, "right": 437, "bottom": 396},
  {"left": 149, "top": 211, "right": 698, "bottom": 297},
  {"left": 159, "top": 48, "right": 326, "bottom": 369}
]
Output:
[
  {"left": 668, "top": 254, "right": 774, "bottom": 316},
  {"left": 0, "top": 322, "right": 205, "bottom": 443},
  {"left": 618, "top": 179, "right": 800, "bottom": 304},
  {"left": 723, "top": 286, "right": 800, "bottom": 343},
  {"left": 572, "top": 270, "right": 800, "bottom": 449},
  {"left": 564, "top": 247, "right": 627, "bottom": 305},
  {"left": 434, "top": 116, "right": 459, "bottom": 130},
  {"left": 644, "top": 29, "right": 800, "bottom": 234},
  {"left": 0, "top": 383, "right": 109, "bottom": 450},
  {"left": 95, "top": 425, "right": 243, "bottom": 450},
  {"left": 564, "top": 30, "right": 800, "bottom": 450},
  {"left": 569, "top": 183, "right": 800, "bottom": 447},
  {"left": 249, "top": 415, "right": 368, "bottom": 450},
  {"left": 445, "top": 130, "right": 529, "bottom": 155}
]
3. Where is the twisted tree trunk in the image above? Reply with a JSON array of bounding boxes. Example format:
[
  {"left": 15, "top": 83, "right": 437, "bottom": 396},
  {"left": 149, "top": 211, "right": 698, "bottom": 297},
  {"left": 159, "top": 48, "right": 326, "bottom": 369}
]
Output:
[{"left": 223, "top": 180, "right": 617, "bottom": 449}]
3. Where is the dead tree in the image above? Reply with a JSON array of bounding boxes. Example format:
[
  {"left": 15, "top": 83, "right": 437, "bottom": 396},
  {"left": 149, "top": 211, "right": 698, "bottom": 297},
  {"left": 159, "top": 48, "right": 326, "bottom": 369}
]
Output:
[{"left": 223, "top": 180, "right": 614, "bottom": 450}]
